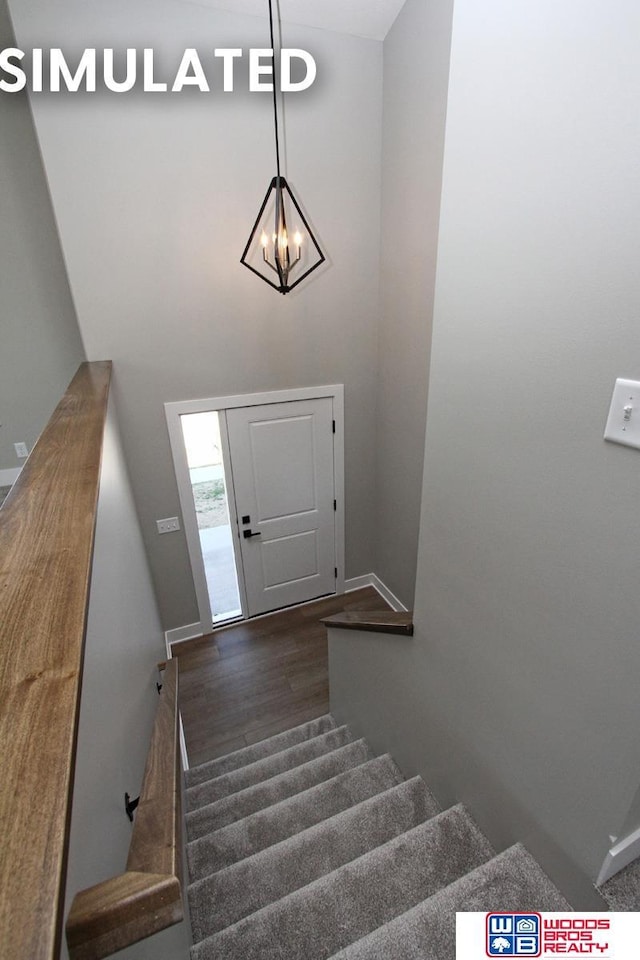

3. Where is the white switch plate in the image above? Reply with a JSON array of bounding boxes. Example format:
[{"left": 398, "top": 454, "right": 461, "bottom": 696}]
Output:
[
  {"left": 604, "top": 378, "right": 640, "bottom": 450},
  {"left": 157, "top": 517, "right": 181, "bottom": 534},
  {"left": 14, "top": 442, "right": 28, "bottom": 458}
]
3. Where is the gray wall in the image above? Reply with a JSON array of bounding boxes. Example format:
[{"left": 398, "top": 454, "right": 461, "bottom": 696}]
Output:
[
  {"left": 373, "top": 0, "right": 453, "bottom": 608},
  {"left": 416, "top": 0, "right": 640, "bottom": 882},
  {"left": 11, "top": 0, "right": 383, "bottom": 631},
  {"left": 62, "top": 395, "right": 189, "bottom": 960},
  {"left": 331, "top": 0, "right": 640, "bottom": 907},
  {"left": 0, "top": 1, "right": 85, "bottom": 473}
]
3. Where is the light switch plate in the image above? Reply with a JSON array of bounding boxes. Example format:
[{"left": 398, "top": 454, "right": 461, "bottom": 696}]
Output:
[
  {"left": 156, "top": 517, "right": 181, "bottom": 534},
  {"left": 604, "top": 378, "right": 640, "bottom": 450}
]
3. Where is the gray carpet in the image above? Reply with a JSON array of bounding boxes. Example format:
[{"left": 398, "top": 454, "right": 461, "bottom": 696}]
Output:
[
  {"left": 185, "top": 713, "right": 572, "bottom": 960},
  {"left": 0, "top": 485, "right": 11, "bottom": 508},
  {"left": 187, "top": 754, "right": 404, "bottom": 879},
  {"left": 186, "top": 738, "right": 373, "bottom": 840},
  {"left": 331, "top": 844, "right": 571, "bottom": 960},
  {"left": 186, "top": 725, "right": 354, "bottom": 809},
  {"left": 189, "top": 777, "right": 441, "bottom": 940},
  {"left": 598, "top": 858, "right": 640, "bottom": 911},
  {"left": 185, "top": 714, "right": 337, "bottom": 787}
]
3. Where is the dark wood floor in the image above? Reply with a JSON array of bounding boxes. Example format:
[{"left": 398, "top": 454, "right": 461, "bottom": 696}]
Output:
[{"left": 174, "top": 588, "right": 388, "bottom": 768}]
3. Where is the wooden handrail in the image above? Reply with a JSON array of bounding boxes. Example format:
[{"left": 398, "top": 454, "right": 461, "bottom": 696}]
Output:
[
  {"left": 0, "top": 362, "right": 112, "bottom": 960},
  {"left": 66, "top": 658, "right": 183, "bottom": 960},
  {"left": 322, "top": 610, "right": 414, "bottom": 636}
]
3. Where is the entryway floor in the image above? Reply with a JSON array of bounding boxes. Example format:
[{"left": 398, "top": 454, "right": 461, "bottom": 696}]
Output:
[{"left": 173, "top": 587, "right": 389, "bottom": 767}]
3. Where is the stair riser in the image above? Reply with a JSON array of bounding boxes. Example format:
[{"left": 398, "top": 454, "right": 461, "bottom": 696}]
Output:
[
  {"left": 186, "top": 726, "right": 354, "bottom": 811},
  {"left": 191, "top": 806, "right": 494, "bottom": 960},
  {"left": 189, "top": 777, "right": 440, "bottom": 940},
  {"left": 186, "top": 739, "right": 373, "bottom": 841},
  {"left": 187, "top": 754, "right": 405, "bottom": 879},
  {"left": 185, "top": 715, "right": 337, "bottom": 788},
  {"left": 330, "top": 845, "right": 572, "bottom": 960}
]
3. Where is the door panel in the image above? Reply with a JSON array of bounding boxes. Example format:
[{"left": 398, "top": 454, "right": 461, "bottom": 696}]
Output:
[
  {"left": 262, "top": 530, "right": 319, "bottom": 587},
  {"left": 226, "top": 398, "right": 335, "bottom": 617},
  {"left": 250, "top": 415, "right": 316, "bottom": 519}
]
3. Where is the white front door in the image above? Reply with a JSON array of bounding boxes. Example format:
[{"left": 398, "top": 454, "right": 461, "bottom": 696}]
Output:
[{"left": 226, "top": 398, "right": 336, "bottom": 617}]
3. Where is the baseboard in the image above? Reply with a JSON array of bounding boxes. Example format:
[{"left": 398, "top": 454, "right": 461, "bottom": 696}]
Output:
[
  {"left": 0, "top": 466, "right": 21, "bottom": 486},
  {"left": 165, "top": 621, "right": 203, "bottom": 657},
  {"left": 167, "top": 575, "right": 408, "bottom": 655},
  {"left": 596, "top": 825, "right": 640, "bottom": 886},
  {"left": 179, "top": 711, "right": 189, "bottom": 771},
  {"left": 344, "top": 575, "right": 372, "bottom": 593},
  {"left": 345, "top": 573, "right": 408, "bottom": 613}
]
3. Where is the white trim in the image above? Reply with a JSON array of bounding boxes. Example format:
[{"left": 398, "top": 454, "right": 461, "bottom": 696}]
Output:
[
  {"left": 596, "top": 826, "right": 640, "bottom": 886},
  {"left": 165, "top": 622, "right": 203, "bottom": 656},
  {"left": 0, "top": 467, "right": 21, "bottom": 486},
  {"left": 345, "top": 575, "right": 373, "bottom": 593},
  {"left": 167, "top": 573, "right": 408, "bottom": 654},
  {"left": 165, "top": 411, "right": 213, "bottom": 638},
  {"left": 164, "top": 385, "right": 346, "bottom": 630},
  {"left": 179, "top": 711, "right": 189, "bottom": 771},
  {"left": 370, "top": 573, "right": 408, "bottom": 612},
  {"left": 165, "top": 384, "right": 344, "bottom": 418},
  {"left": 170, "top": 591, "right": 340, "bottom": 650},
  {"left": 218, "top": 411, "right": 250, "bottom": 617},
  {"left": 332, "top": 389, "right": 346, "bottom": 595},
  {"left": 345, "top": 573, "right": 408, "bottom": 613}
]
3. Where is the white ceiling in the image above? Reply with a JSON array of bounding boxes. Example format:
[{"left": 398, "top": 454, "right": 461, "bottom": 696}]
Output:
[{"left": 183, "top": 0, "right": 408, "bottom": 42}]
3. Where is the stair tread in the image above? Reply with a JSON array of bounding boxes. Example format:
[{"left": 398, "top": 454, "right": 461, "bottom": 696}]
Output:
[
  {"left": 186, "top": 739, "right": 373, "bottom": 840},
  {"left": 190, "top": 804, "right": 495, "bottom": 960},
  {"left": 189, "top": 777, "right": 441, "bottom": 940},
  {"left": 185, "top": 714, "right": 337, "bottom": 788},
  {"left": 329, "top": 843, "right": 572, "bottom": 960},
  {"left": 186, "top": 726, "right": 354, "bottom": 810},
  {"left": 187, "top": 753, "right": 406, "bottom": 879}
]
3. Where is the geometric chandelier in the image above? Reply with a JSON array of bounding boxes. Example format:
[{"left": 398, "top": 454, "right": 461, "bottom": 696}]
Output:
[{"left": 240, "top": 0, "right": 325, "bottom": 294}]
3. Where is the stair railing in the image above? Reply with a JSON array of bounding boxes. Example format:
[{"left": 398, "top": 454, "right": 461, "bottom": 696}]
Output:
[
  {"left": 65, "top": 657, "right": 183, "bottom": 960},
  {"left": 0, "top": 362, "right": 112, "bottom": 960}
]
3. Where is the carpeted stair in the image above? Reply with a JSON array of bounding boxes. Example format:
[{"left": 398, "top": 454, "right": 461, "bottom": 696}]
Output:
[{"left": 184, "top": 714, "right": 570, "bottom": 959}]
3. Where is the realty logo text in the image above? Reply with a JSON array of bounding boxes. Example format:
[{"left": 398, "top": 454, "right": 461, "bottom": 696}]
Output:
[{"left": 486, "top": 915, "right": 611, "bottom": 957}]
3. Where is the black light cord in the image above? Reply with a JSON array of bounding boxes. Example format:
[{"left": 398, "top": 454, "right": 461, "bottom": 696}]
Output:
[{"left": 268, "top": 0, "right": 282, "bottom": 182}]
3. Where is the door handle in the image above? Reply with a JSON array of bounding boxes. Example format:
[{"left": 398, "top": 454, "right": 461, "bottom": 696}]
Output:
[{"left": 243, "top": 529, "right": 261, "bottom": 539}]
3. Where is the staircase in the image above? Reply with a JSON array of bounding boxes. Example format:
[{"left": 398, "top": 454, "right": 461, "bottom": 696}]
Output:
[{"left": 184, "top": 714, "right": 570, "bottom": 959}]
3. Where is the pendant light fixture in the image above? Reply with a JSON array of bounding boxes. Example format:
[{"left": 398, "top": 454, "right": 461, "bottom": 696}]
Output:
[{"left": 240, "top": 0, "right": 325, "bottom": 294}]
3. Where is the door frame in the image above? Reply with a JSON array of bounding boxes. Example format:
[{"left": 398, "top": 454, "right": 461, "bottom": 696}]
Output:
[{"left": 165, "top": 385, "right": 345, "bottom": 635}]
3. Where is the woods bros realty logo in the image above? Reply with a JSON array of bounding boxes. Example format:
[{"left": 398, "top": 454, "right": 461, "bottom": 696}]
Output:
[
  {"left": 486, "top": 914, "right": 610, "bottom": 957},
  {"left": 456, "top": 913, "right": 631, "bottom": 960},
  {"left": 487, "top": 914, "right": 542, "bottom": 956},
  {"left": 0, "top": 47, "right": 317, "bottom": 94}
]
